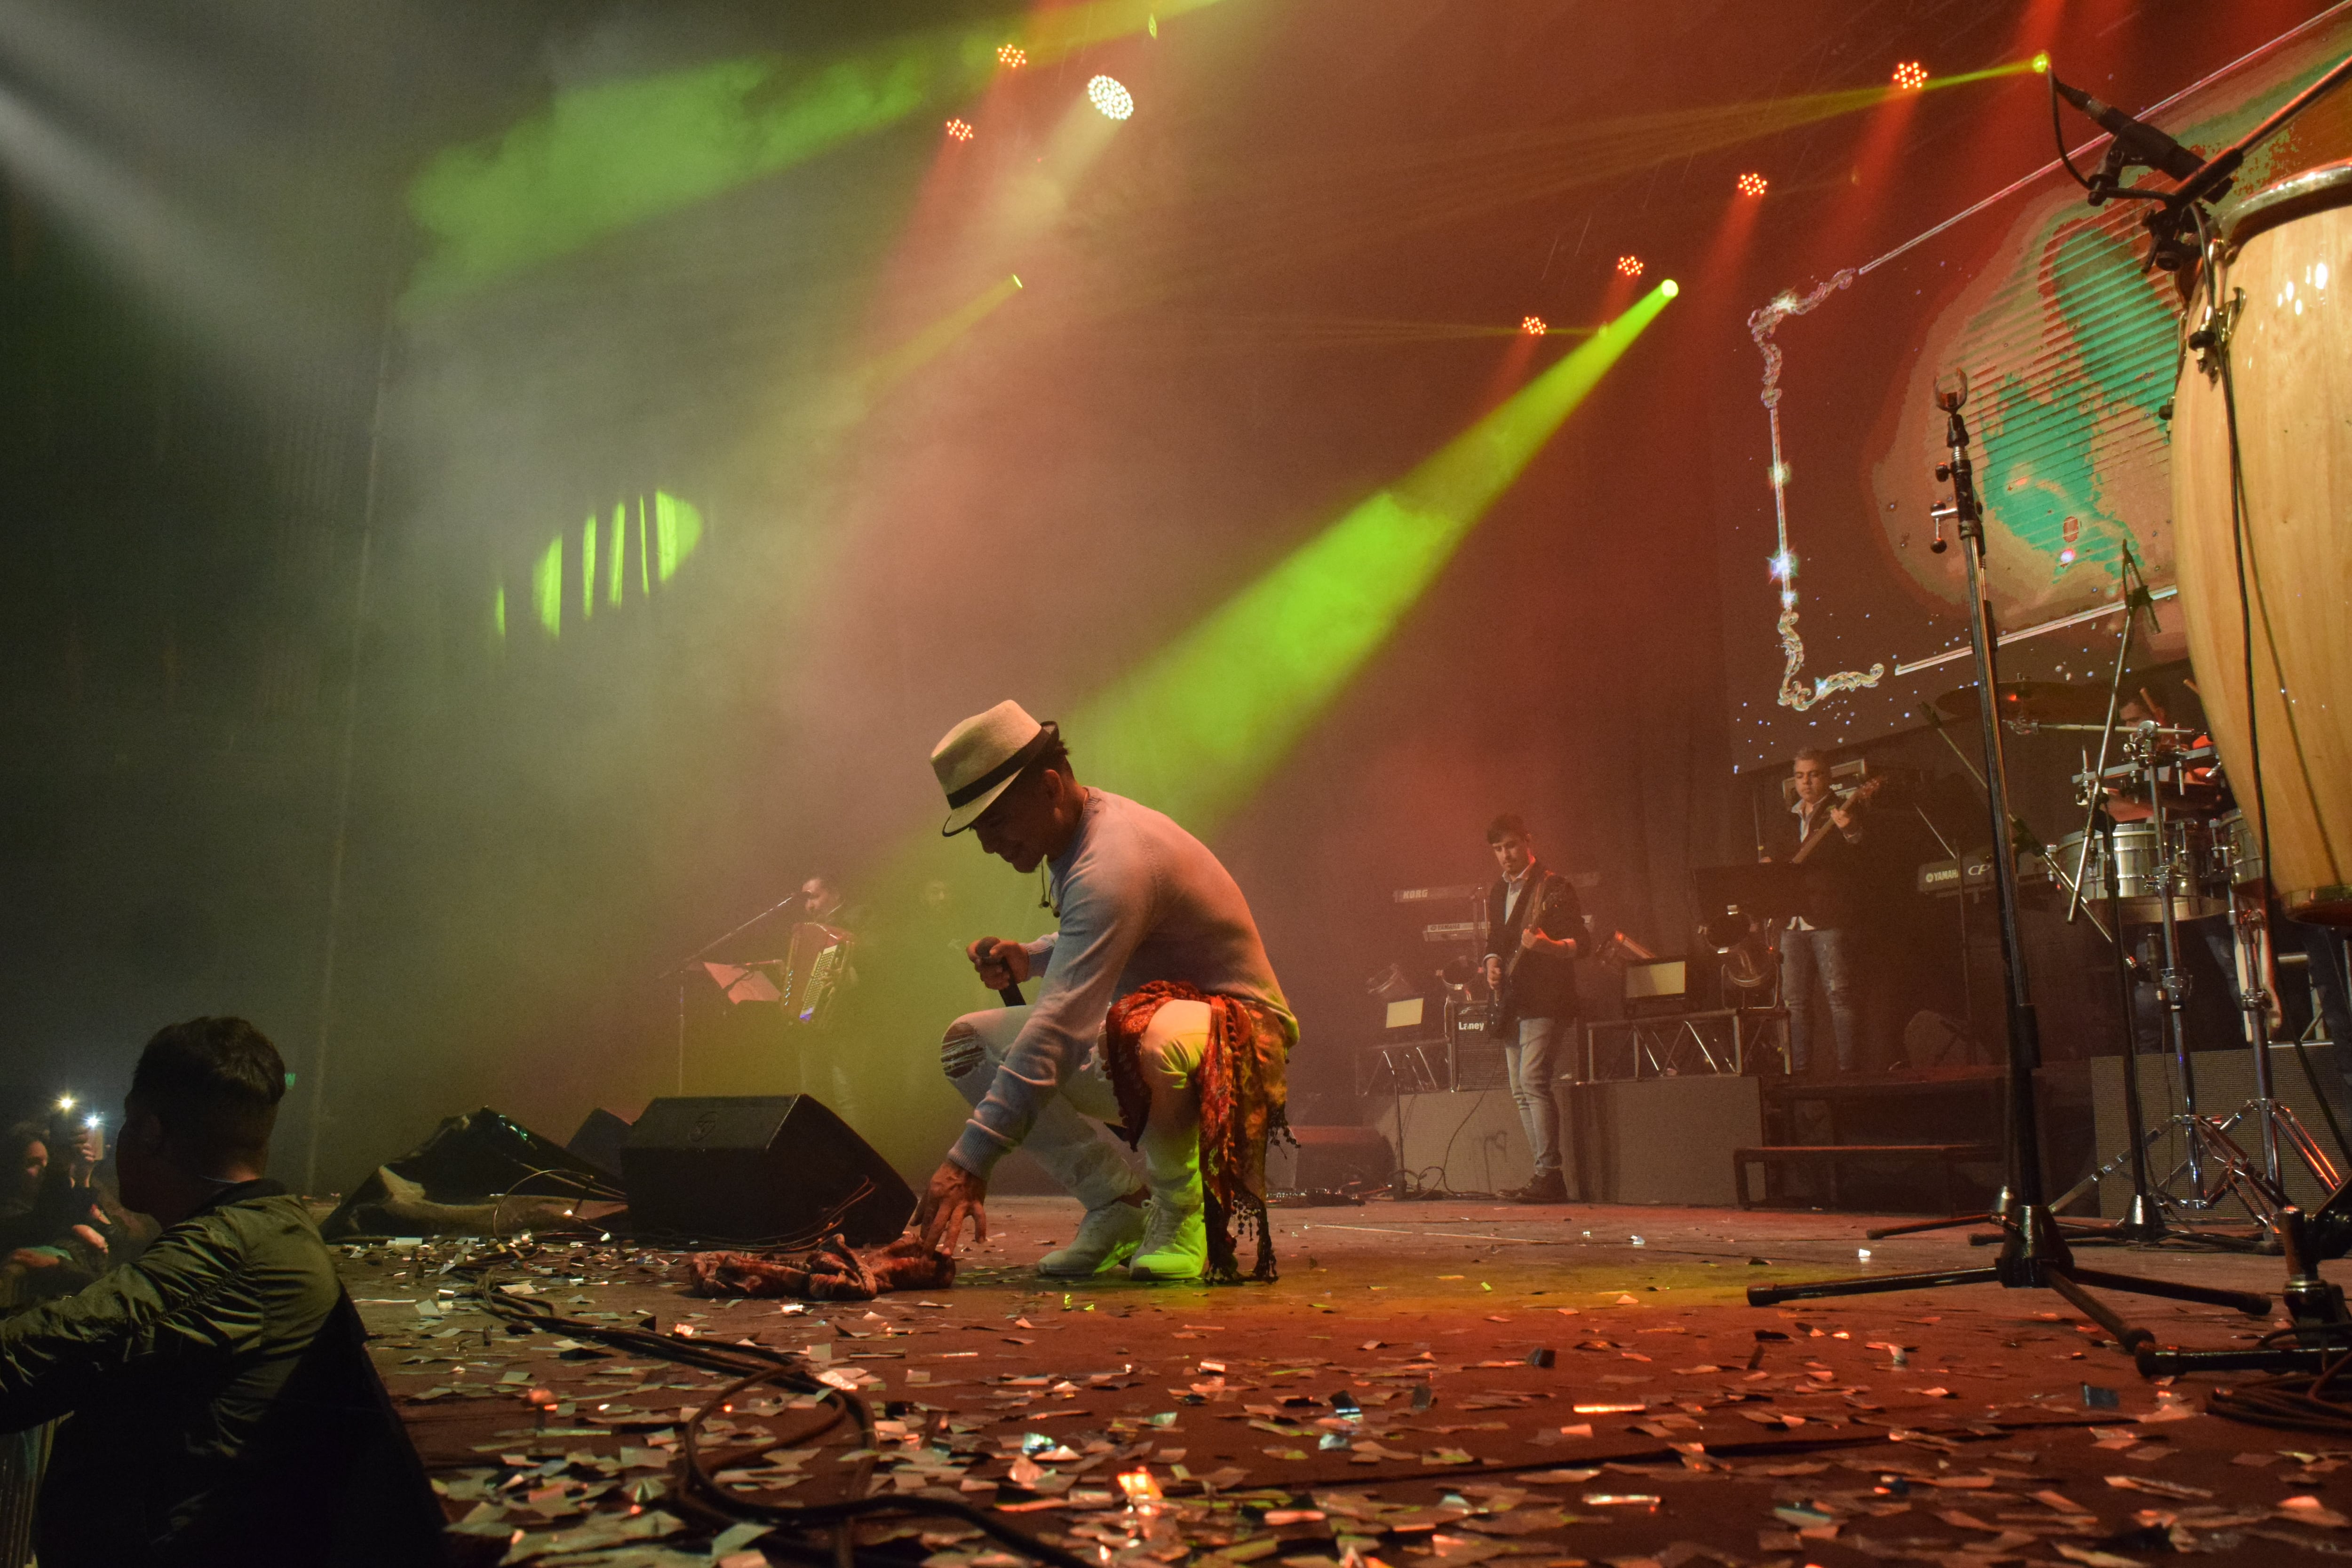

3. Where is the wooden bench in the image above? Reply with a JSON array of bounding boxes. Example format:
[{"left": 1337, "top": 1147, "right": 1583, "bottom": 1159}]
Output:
[{"left": 1732, "top": 1143, "right": 1998, "bottom": 1214}]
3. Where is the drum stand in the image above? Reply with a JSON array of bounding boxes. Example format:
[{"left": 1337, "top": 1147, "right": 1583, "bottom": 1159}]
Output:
[
  {"left": 2207, "top": 878, "right": 2343, "bottom": 1200},
  {"left": 1749, "top": 373, "right": 2271, "bottom": 1335},
  {"left": 2047, "top": 731, "right": 2281, "bottom": 1242}
]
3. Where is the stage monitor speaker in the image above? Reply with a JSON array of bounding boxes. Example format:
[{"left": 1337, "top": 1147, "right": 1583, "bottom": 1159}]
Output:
[
  {"left": 319, "top": 1106, "right": 615, "bottom": 1242},
  {"left": 621, "top": 1095, "right": 914, "bottom": 1247},
  {"left": 567, "top": 1108, "right": 633, "bottom": 1180}
]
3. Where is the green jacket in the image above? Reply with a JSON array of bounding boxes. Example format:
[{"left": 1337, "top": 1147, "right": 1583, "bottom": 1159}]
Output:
[{"left": 0, "top": 1178, "right": 440, "bottom": 1567}]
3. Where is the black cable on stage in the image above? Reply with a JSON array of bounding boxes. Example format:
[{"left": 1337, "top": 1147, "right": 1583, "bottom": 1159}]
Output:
[
  {"left": 2208, "top": 1345, "right": 2352, "bottom": 1435},
  {"left": 456, "top": 1260, "right": 1089, "bottom": 1568},
  {"left": 668, "top": 1363, "right": 1094, "bottom": 1568}
]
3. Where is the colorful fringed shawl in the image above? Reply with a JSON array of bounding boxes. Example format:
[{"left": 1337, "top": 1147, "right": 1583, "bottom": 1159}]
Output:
[{"left": 1099, "top": 980, "right": 1297, "bottom": 1283}]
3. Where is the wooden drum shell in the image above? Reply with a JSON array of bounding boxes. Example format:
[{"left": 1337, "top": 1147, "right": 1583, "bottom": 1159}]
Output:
[{"left": 2170, "top": 158, "right": 2352, "bottom": 924}]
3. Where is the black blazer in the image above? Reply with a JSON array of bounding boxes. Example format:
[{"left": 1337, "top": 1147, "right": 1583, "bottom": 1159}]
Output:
[
  {"left": 1484, "top": 863, "right": 1586, "bottom": 1024},
  {"left": 1769, "top": 799, "right": 1869, "bottom": 931}
]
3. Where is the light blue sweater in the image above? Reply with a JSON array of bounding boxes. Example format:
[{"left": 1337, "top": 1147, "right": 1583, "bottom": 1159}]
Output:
[{"left": 951, "top": 788, "right": 1292, "bottom": 1178}]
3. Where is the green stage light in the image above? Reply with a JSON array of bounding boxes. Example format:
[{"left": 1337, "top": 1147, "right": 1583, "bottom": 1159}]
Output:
[
  {"left": 1076, "top": 281, "right": 1679, "bottom": 831},
  {"left": 533, "top": 536, "right": 563, "bottom": 638},
  {"left": 404, "top": 0, "right": 1224, "bottom": 306},
  {"left": 1662, "top": 279, "right": 1679, "bottom": 298},
  {"left": 510, "top": 492, "right": 707, "bottom": 640},
  {"left": 406, "top": 50, "right": 953, "bottom": 305}
]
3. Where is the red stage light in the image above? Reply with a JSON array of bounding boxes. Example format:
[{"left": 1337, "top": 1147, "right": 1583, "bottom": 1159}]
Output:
[
  {"left": 1736, "top": 172, "right": 1769, "bottom": 198},
  {"left": 1892, "top": 61, "right": 1928, "bottom": 90},
  {"left": 1521, "top": 315, "right": 1546, "bottom": 336},
  {"left": 1615, "top": 255, "right": 1644, "bottom": 278},
  {"left": 945, "top": 119, "right": 974, "bottom": 142},
  {"left": 997, "top": 44, "right": 1026, "bottom": 67}
]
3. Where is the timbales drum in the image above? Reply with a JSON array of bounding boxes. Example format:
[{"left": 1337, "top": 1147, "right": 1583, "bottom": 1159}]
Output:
[
  {"left": 2213, "top": 806, "right": 2265, "bottom": 889},
  {"left": 2171, "top": 157, "right": 2352, "bottom": 924},
  {"left": 2053, "top": 821, "right": 2227, "bottom": 926}
]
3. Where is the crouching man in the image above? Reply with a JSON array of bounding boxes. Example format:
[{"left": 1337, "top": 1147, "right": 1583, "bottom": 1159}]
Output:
[{"left": 914, "top": 702, "right": 1297, "bottom": 1283}]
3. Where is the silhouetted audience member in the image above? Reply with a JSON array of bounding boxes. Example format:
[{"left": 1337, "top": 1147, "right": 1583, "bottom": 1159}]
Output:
[
  {"left": 0, "top": 1018, "right": 445, "bottom": 1567},
  {"left": 0, "top": 1125, "right": 46, "bottom": 1252}
]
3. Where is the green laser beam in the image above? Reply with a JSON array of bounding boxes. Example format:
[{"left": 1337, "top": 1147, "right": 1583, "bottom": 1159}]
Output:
[{"left": 1076, "top": 280, "right": 1679, "bottom": 832}]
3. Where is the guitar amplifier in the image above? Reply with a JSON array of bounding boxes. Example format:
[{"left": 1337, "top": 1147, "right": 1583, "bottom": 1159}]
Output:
[{"left": 1448, "top": 998, "right": 1509, "bottom": 1090}]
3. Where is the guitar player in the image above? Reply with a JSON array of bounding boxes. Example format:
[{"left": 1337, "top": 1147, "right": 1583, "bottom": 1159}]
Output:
[
  {"left": 1480, "top": 814, "right": 1586, "bottom": 1204},
  {"left": 1765, "top": 750, "right": 1871, "bottom": 1077}
]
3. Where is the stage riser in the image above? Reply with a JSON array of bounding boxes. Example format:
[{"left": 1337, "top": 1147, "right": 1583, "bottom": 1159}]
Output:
[
  {"left": 1391, "top": 1077, "right": 1762, "bottom": 1205},
  {"left": 2089, "top": 1043, "right": 2348, "bottom": 1217},
  {"left": 1393, "top": 1088, "right": 1531, "bottom": 1197}
]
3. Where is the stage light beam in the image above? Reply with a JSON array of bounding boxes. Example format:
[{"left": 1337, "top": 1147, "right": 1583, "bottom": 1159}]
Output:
[{"left": 1075, "top": 281, "right": 1681, "bottom": 830}]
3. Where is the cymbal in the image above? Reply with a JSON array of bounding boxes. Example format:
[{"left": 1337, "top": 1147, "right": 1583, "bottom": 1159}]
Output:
[{"left": 1931, "top": 680, "right": 2112, "bottom": 725}]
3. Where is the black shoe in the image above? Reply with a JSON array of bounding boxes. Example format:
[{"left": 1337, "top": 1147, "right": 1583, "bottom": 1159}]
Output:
[{"left": 1511, "top": 1173, "right": 1568, "bottom": 1204}]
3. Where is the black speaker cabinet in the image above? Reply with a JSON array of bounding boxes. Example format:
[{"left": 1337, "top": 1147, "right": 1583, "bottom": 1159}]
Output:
[
  {"left": 1266, "top": 1126, "right": 1395, "bottom": 1192},
  {"left": 621, "top": 1096, "right": 914, "bottom": 1246}
]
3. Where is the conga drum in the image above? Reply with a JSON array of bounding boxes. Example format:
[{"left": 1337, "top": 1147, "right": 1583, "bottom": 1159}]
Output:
[{"left": 2171, "top": 158, "right": 2352, "bottom": 925}]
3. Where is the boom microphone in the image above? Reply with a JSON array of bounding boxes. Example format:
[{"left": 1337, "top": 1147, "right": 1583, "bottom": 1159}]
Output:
[{"left": 2050, "top": 73, "right": 2203, "bottom": 183}]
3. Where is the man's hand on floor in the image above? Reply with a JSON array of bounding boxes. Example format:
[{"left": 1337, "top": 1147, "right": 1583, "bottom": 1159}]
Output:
[{"left": 915, "top": 1159, "right": 989, "bottom": 1254}]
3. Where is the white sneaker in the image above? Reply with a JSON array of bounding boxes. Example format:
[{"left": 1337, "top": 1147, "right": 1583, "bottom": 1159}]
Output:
[
  {"left": 1037, "top": 1197, "right": 1146, "bottom": 1278},
  {"left": 1126, "top": 1198, "right": 1207, "bottom": 1282}
]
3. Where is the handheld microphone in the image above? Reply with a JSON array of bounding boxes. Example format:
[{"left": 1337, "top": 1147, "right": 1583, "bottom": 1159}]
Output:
[
  {"left": 999, "top": 983, "right": 1025, "bottom": 1007},
  {"left": 2050, "top": 73, "right": 2204, "bottom": 183}
]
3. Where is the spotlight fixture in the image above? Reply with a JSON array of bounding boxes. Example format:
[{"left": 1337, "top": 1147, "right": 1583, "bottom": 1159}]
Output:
[
  {"left": 944, "top": 118, "right": 974, "bottom": 142},
  {"left": 1087, "top": 74, "right": 1134, "bottom": 120},
  {"left": 1520, "top": 315, "right": 1546, "bottom": 336},
  {"left": 998, "top": 43, "right": 1027, "bottom": 68},
  {"left": 1661, "top": 279, "right": 1679, "bottom": 299},
  {"left": 1736, "top": 171, "right": 1768, "bottom": 197},
  {"left": 1892, "top": 60, "right": 1928, "bottom": 90},
  {"left": 2031, "top": 51, "right": 2050, "bottom": 75},
  {"left": 1615, "top": 255, "right": 1644, "bottom": 278}
]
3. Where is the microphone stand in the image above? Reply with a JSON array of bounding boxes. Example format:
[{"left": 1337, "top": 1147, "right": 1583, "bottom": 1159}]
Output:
[
  {"left": 657, "top": 889, "right": 812, "bottom": 1095},
  {"left": 1750, "top": 372, "right": 2272, "bottom": 1337}
]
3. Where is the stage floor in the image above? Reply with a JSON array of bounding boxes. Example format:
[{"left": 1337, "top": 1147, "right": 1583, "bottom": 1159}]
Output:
[{"left": 347, "top": 1196, "right": 2345, "bottom": 1566}]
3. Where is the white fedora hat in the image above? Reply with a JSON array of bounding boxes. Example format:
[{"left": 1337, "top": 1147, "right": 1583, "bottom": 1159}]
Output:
[{"left": 931, "top": 700, "right": 1059, "bottom": 836}]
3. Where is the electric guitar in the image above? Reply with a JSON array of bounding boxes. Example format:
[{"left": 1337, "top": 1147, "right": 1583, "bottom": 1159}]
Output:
[
  {"left": 1492, "top": 876, "right": 1574, "bottom": 1028},
  {"left": 1788, "top": 775, "right": 1883, "bottom": 864}
]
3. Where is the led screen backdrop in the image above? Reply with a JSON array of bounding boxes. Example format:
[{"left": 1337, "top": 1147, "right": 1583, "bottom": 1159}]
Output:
[{"left": 1723, "top": 10, "right": 2352, "bottom": 770}]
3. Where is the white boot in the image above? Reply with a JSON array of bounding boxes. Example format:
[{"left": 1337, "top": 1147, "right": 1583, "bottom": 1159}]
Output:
[
  {"left": 1127, "top": 1196, "right": 1207, "bottom": 1281},
  {"left": 1037, "top": 1197, "right": 1146, "bottom": 1278}
]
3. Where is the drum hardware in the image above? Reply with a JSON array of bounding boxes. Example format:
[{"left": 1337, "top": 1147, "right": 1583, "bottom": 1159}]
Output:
[
  {"left": 2202, "top": 876, "right": 2344, "bottom": 1197},
  {"left": 1752, "top": 368, "right": 2270, "bottom": 1330}
]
